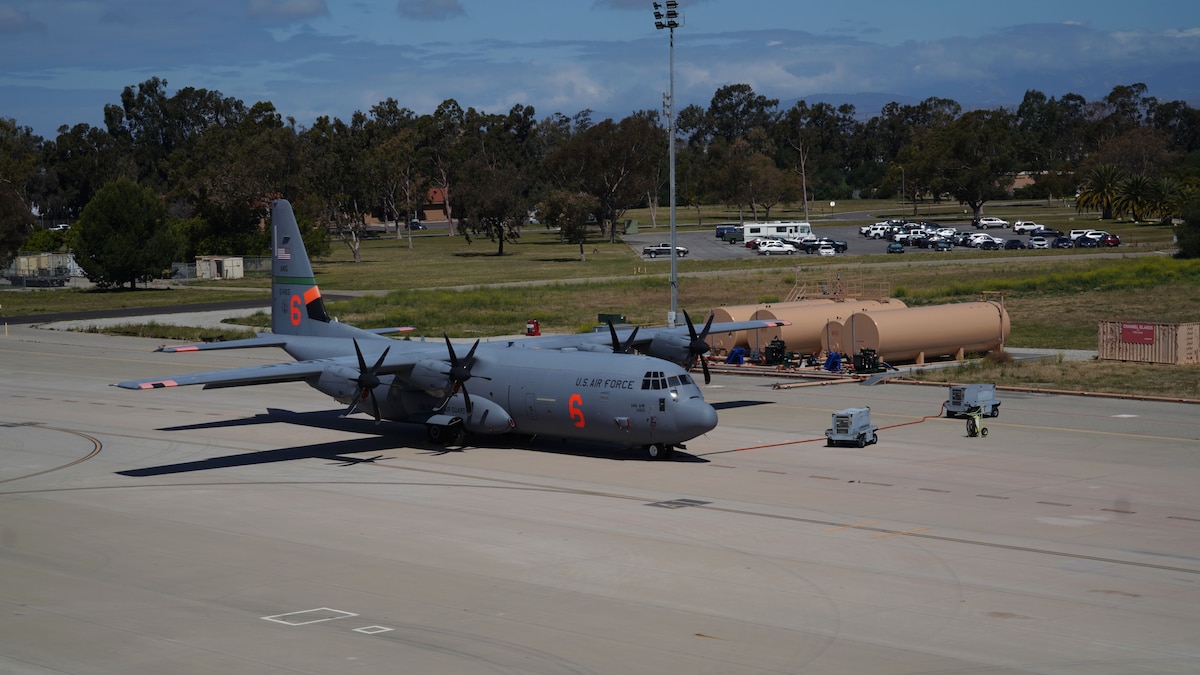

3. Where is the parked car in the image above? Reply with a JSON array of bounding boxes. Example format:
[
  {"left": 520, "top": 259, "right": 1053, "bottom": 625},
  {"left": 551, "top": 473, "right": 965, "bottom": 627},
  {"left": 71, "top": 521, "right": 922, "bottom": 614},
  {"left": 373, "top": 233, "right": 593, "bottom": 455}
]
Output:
[
  {"left": 405, "top": 219, "right": 427, "bottom": 230},
  {"left": 1012, "top": 221, "right": 1042, "bottom": 234},
  {"left": 931, "top": 239, "right": 953, "bottom": 252},
  {"left": 1073, "top": 237, "right": 1099, "bottom": 248},
  {"left": 967, "top": 233, "right": 1002, "bottom": 247},
  {"left": 1004, "top": 239, "right": 1026, "bottom": 250},
  {"left": 816, "top": 244, "right": 837, "bottom": 256},
  {"left": 974, "top": 216, "right": 1010, "bottom": 229},
  {"left": 978, "top": 239, "right": 1002, "bottom": 250},
  {"left": 1027, "top": 235, "right": 1050, "bottom": 249},
  {"left": 1029, "top": 227, "right": 1063, "bottom": 238},
  {"left": 802, "top": 237, "right": 848, "bottom": 254},
  {"left": 886, "top": 242, "right": 905, "bottom": 254},
  {"left": 1100, "top": 233, "right": 1121, "bottom": 247},
  {"left": 641, "top": 243, "right": 689, "bottom": 258},
  {"left": 757, "top": 241, "right": 798, "bottom": 255},
  {"left": 1051, "top": 236, "right": 1075, "bottom": 249}
]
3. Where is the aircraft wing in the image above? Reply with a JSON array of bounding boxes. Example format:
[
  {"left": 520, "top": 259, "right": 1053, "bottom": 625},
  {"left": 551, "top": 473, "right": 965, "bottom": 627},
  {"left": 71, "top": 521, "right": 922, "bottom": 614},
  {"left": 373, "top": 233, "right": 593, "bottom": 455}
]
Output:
[
  {"left": 155, "top": 327, "right": 413, "bottom": 353},
  {"left": 114, "top": 359, "right": 336, "bottom": 390},
  {"left": 156, "top": 334, "right": 290, "bottom": 353},
  {"left": 525, "top": 318, "right": 790, "bottom": 351},
  {"left": 115, "top": 341, "right": 428, "bottom": 392}
]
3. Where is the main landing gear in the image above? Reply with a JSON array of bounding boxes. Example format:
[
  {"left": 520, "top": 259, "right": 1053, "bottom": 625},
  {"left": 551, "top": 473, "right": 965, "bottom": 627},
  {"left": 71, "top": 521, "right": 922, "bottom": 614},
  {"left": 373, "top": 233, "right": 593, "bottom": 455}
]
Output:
[
  {"left": 645, "top": 443, "right": 676, "bottom": 460},
  {"left": 427, "top": 419, "right": 466, "bottom": 446}
]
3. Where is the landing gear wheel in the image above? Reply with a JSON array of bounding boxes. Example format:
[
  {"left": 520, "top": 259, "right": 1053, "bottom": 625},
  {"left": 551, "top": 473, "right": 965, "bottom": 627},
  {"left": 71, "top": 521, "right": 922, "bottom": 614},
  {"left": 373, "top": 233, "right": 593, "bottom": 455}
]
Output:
[
  {"left": 427, "top": 424, "right": 446, "bottom": 444},
  {"left": 646, "top": 443, "right": 675, "bottom": 460}
]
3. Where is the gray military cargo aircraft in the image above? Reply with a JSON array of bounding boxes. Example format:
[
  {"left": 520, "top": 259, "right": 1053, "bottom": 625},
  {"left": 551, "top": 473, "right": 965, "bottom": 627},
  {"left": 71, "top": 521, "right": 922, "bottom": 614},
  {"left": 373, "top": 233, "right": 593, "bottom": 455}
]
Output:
[{"left": 115, "top": 199, "right": 787, "bottom": 459}]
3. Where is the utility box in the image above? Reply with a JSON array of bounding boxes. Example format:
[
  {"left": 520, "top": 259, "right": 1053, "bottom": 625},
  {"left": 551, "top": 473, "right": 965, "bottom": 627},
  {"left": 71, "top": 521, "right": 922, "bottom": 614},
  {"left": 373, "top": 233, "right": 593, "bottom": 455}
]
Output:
[
  {"left": 825, "top": 407, "right": 878, "bottom": 448},
  {"left": 945, "top": 383, "right": 1000, "bottom": 418}
]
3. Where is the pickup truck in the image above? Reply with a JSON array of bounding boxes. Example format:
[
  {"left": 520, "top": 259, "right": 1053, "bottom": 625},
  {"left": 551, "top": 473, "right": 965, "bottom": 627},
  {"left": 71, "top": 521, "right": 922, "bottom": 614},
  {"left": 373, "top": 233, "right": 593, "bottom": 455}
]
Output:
[{"left": 641, "top": 243, "right": 689, "bottom": 258}]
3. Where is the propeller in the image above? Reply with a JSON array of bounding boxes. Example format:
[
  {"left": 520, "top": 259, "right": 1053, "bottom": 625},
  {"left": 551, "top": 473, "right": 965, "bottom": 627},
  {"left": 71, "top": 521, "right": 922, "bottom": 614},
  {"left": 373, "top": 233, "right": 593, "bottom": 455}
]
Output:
[
  {"left": 342, "top": 339, "right": 390, "bottom": 423},
  {"left": 435, "top": 335, "right": 490, "bottom": 413},
  {"left": 682, "top": 309, "right": 715, "bottom": 384},
  {"left": 607, "top": 319, "right": 640, "bottom": 354}
]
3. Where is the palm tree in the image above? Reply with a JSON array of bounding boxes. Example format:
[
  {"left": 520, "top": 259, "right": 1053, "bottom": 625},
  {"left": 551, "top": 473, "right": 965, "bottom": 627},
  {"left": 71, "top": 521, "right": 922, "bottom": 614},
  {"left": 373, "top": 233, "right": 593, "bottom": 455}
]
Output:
[
  {"left": 1113, "top": 174, "right": 1153, "bottom": 222},
  {"left": 1149, "top": 176, "right": 1196, "bottom": 224},
  {"left": 1076, "top": 164, "right": 1125, "bottom": 219}
]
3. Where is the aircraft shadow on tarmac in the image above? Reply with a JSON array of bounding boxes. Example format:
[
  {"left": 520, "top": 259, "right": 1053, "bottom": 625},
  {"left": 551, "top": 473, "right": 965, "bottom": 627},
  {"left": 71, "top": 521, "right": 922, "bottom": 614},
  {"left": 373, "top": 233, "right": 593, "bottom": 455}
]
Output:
[{"left": 117, "top": 408, "right": 709, "bottom": 476}]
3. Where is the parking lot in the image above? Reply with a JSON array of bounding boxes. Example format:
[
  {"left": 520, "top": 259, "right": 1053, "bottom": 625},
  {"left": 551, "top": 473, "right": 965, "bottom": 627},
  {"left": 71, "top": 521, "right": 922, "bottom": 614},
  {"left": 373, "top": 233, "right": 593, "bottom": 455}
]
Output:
[{"left": 624, "top": 221, "right": 970, "bottom": 260}]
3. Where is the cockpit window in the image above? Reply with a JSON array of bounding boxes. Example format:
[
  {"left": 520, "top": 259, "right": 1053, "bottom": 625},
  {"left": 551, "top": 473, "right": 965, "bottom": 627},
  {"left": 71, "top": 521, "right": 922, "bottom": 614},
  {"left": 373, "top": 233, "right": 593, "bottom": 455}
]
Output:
[{"left": 641, "top": 371, "right": 669, "bottom": 390}]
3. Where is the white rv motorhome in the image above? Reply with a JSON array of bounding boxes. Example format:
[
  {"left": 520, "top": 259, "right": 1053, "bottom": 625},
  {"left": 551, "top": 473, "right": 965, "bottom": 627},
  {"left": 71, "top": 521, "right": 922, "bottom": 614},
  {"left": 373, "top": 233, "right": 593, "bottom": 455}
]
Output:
[{"left": 742, "top": 221, "right": 814, "bottom": 242}]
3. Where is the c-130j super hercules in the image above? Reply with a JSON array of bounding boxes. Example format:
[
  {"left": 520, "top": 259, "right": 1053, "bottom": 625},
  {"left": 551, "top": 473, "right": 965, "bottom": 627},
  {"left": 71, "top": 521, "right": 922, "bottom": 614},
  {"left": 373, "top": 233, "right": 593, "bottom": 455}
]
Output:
[{"left": 116, "top": 200, "right": 787, "bottom": 460}]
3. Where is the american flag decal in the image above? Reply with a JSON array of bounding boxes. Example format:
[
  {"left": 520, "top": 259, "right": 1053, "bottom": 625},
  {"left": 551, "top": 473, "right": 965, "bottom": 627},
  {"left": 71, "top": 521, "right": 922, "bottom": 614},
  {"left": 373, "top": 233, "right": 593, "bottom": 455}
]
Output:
[{"left": 276, "top": 247, "right": 291, "bottom": 260}]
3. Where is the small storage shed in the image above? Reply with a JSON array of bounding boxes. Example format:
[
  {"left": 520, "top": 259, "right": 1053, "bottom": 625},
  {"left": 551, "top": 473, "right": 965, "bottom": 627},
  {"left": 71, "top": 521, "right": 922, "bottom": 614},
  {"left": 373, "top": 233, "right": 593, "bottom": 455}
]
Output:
[{"left": 1098, "top": 321, "right": 1200, "bottom": 365}]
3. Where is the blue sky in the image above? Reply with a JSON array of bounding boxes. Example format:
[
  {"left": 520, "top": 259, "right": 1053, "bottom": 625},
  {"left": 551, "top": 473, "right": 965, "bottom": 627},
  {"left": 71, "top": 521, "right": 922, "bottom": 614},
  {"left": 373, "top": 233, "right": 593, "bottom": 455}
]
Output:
[{"left": 2, "top": 0, "right": 1199, "bottom": 139}]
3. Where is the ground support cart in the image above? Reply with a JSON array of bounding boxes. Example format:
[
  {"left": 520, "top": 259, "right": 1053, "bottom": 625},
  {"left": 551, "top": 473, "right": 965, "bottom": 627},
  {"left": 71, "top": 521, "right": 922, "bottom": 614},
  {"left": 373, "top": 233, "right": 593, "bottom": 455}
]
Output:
[{"left": 825, "top": 407, "right": 879, "bottom": 448}]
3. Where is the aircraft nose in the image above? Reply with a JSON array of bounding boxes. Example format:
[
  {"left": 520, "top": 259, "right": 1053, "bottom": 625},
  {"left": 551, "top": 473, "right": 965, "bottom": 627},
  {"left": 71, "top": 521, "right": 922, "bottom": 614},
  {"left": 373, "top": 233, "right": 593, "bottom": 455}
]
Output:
[{"left": 677, "top": 399, "right": 718, "bottom": 435}]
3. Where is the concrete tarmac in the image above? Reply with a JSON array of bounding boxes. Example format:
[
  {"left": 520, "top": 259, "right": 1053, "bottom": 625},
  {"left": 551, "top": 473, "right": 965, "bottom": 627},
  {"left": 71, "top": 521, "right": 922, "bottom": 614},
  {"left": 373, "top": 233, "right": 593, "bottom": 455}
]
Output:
[{"left": 1, "top": 324, "right": 1198, "bottom": 674}]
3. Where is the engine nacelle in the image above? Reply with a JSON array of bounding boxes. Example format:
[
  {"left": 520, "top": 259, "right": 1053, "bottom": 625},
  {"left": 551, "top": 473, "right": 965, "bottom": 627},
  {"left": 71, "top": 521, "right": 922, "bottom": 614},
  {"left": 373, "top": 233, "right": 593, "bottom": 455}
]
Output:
[
  {"left": 438, "top": 394, "right": 514, "bottom": 435},
  {"left": 645, "top": 334, "right": 691, "bottom": 365},
  {"left": 313, "top": 364, "right": 363, "bottom": 401},
  {"left": 410, "top": 359, "right": 452, "bottom": 397}
]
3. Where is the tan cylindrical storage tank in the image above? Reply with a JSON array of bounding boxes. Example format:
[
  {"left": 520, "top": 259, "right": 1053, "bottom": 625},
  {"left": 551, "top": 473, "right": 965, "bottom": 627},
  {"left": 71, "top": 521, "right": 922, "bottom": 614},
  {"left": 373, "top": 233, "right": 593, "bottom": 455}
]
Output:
[
  {"left": 754, "top": 299, "right": 908, "bottom": 355},
  {"left": 708, "top": 304, "right": 768, "bottom": 352},
  {"left": 844, "top": 301, "right": 1010, "bottom": 364},
  {"left": 821, "top": 319, "right": 845, "bottom": 355}
]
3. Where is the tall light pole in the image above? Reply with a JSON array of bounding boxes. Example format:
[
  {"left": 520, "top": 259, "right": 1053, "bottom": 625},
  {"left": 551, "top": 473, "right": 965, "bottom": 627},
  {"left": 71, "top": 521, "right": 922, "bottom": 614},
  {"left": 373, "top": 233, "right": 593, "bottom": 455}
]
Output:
[{"left": 653, "top": 1, "right": 681, "bottom": 327}]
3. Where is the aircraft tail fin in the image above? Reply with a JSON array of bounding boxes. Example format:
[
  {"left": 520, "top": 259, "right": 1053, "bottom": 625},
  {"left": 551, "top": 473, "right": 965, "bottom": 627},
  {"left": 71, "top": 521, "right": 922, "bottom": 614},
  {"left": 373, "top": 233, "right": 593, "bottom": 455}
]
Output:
[{"left": 270, "top": 199, "right": 336, "bottom": 336}]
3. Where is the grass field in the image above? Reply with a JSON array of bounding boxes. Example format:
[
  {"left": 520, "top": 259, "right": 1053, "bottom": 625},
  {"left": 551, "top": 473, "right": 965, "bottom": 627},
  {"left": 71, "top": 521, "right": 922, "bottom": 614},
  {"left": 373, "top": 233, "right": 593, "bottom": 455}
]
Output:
[{"left": 4, "top": 199, "right": 1195, "bottom": 399}]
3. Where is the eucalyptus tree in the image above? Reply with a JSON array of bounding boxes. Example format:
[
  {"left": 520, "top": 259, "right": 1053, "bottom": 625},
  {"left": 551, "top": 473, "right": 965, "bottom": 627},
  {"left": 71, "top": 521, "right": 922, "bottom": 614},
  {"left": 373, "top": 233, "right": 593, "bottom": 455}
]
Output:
[
  {"left": 778, "top": 101, "right": 862, "bottom": 201},
  {"left": 543, "top": 112, "right": 660, "bottom": 242},
  {"left": 925, "top": 108, "right": 1020, "bottom": 221},
  {"left": 42, "top": 123, "right": 126, "bottom": 219},
  {"left": 173, "top": 101, "right": 298, "bottom": 256},
  {"left": 364, "top": 99, "right": 430, "bottom": 245},
  {"left": 303, "top": 113, "right": 373, "bottom": 262},
  {"left": 1149, "top": 99, "right": 1200, "bottom": 154},
  {"left": 539, "top": 188, "right": 598, "bottom": 260},
  {"left": 418, "top": 99, "right": 466, "bottom": 235},
  {"left": 0, "top": 117, "right": 41, "bottom": 214},
  {"left": 102, "top": 77, "right": 246, "bottom": 193},
  {"left": 455, "top": 105, "right": 539, "bottom": 255}
]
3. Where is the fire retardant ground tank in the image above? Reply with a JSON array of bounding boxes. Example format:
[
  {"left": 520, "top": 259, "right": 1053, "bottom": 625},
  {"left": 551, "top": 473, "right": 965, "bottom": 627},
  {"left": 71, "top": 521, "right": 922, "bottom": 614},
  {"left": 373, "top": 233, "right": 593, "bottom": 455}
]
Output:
[
  {"left": 843, "top": 301, "right": 1010, "bottom": 364},
  {"left": 708, "top": 300, "right": 835, "bottom": 353},
  {"left": 755, "top": 299, "right": 908, "bottom": 356}
]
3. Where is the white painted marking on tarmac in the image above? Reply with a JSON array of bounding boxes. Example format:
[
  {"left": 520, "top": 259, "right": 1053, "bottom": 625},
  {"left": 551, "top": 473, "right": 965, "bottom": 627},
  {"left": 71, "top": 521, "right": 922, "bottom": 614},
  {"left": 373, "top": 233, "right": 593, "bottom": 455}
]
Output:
[
  {"left": 355, "top": 626, "right": 393, "bottom": 634},
  {"left": 1112, "top": 414, "right": 1139, "bottom": 418},
  {"left": 262, "top": 608, "right": 358, "bottom": 625}
]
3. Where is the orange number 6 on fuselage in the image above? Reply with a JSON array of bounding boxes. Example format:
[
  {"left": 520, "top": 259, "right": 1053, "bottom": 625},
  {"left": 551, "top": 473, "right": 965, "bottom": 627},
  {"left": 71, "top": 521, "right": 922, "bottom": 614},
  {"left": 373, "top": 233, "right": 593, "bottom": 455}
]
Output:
[
  {"left": 568, "top": 393, "right": 585, "bottom": 428},
  {"left": 289, "top": 295, "right": 303, "bottom": 326}
]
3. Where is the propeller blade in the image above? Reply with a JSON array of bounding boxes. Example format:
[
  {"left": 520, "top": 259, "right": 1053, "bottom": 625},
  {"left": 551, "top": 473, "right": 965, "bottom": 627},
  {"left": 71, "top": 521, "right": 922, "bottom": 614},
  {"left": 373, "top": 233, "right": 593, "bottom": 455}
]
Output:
[
  {"left": 681, "top": 310, "right": 714, "bottom": 383},
  {"left": 342, "top": 339, "right": 390, "bottom": 422},
  {"left": 436, "top": 336, "right": 486, "bottom": 413},
  {"left": 607, "top": 319, "right": 640, "bottom": 354}
]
